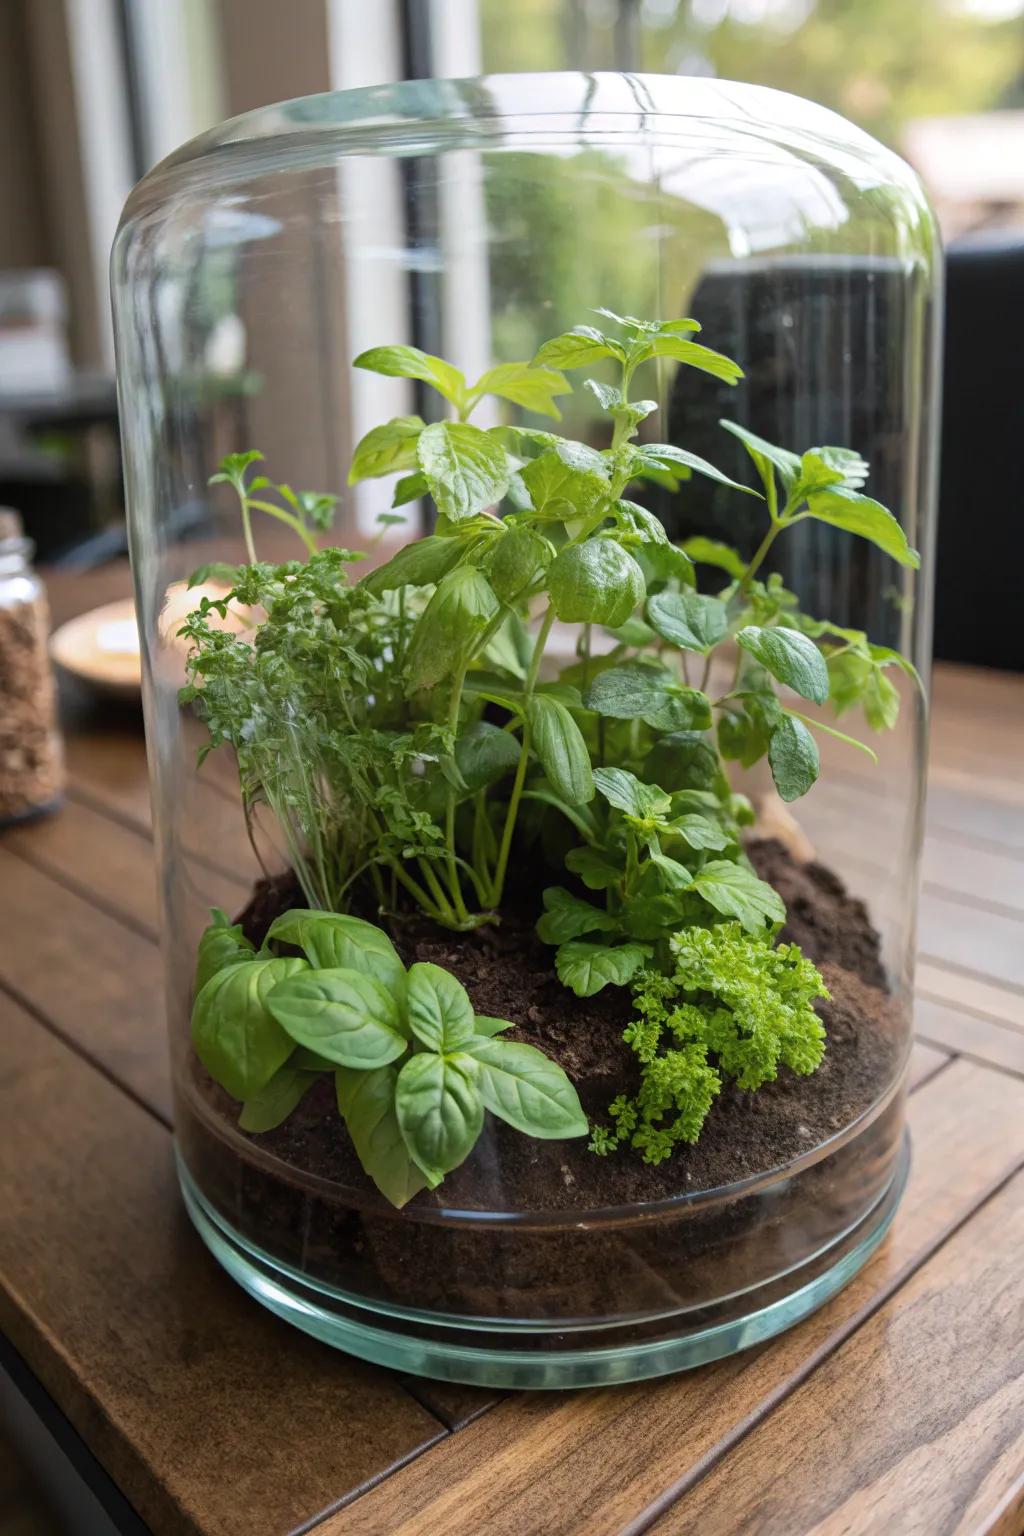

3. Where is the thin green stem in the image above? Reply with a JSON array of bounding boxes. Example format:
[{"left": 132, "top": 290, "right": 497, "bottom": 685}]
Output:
[
  {"left": 240, "top": 500, "right": 257, "bottom": 565},
  {"left": 736, "top": 521, "right": 783, "bottom": 597},
  {"left": 487, "top": 603, "right": 556, "bottom": 906}
]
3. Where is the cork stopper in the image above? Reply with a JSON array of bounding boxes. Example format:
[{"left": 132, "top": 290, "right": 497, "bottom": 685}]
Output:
[{"left": 0, "top": 508, "right": 24, "bottom": 543}]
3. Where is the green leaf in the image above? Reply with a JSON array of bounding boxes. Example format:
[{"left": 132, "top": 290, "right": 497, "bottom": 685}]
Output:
[
  {"left": 519, "top": 449, "right": 609, "bottom": 522},
  {"left": 405, "top": 962, "right": 476, "bottom": 1052},
  {"left": 636, "top": 541, "right": 697, "bottom": 591},
  {"left": 637, "top": 443, "right": 759, "bottom": 497},
  {"left": 681, "top": 536, "right": 746, "bottom": 581},
  {"left": 646, "top": 592, "right": 728, "bottom": 654},
  {"left": 336, "top": 1064, "right": 427, "bottom": 1208},
  {"left": 547, "top": 540, "right": 645, "bottom": 628},
  {"left": 265, "top": 910, "right": 405, "bottom": 990},
  {"left": 536, "top": 886, "right": 618, "bottom": 944},
  {"left": 239, "top": 1064, "right": 315, "bottom": 1132},
  {"left": 395, "top": 1053, "right": 484, "bottom": 1184},
  {"left": 646, "top": 335, "right": 744, "bottom": 384},
  {"left": 719, "top": 420, "right": 801, "bottom": 494},
  {"left": 468, "top": 362, "right": 570, "bottom": 419},
  {"left": 520, "top": 787, "right": 602, "bottom": 844},
  {"left": 803, "top": 485, "right": 920, "bottom": 568},
  {"left": 348, "top": 415, "right": 424, "bottom": 484},
  {"left": 736, "top": 626, "right": 829, "bottom": 706},
  {"left": 354, "top": 345, "right": 466, "bottom": 409},
  {"left": 266, "top": 967, "right": 408, "bottom": 1069},
  {"left": 689, "top": 861, "right": 786, "bottom": 933},
  {"left": 583, "top": 662, "right": 710, "bottom": 733},
  {"left": 194, "top": 909, "right": 255, "bottom": 996},
  {"left": 717, "top": 690, "right": 782, "bottom": 769},
  {"left": 668, "top": 813, "right": 729, "bottom": 851},
  {"left": 291, "top": 1047, "right": 340, "bottom": 1071},
  {"left": 532, "top": 325, "right": 623, "bottom": 370},
  {"left": 796, "top": 445, "right": 869, "bottom": 495},
  {"left": 453, "top": 721, "right": 522, "bottom": 794},
  {"left": 406, "top": 565, "right": 499, "bottom": 692},
  {"left": 565, "top": 845, "right": 623, "bottom": 890},
  {"left": 485, "top": 526, "right": 550, "bottom": 603},
  {"left": 768, "top": 715, "right": 820, "bottom": 802},
  {"left": 555, "top": 941, "right": 652, "bottom": 997},
  {"left": 472, "top": 1015, "right": 515, "bottom": 1038},
  {"left": 592, "top": 765, "right": 670, "bottom": 820},
  {"left": 645, "top": 732, "right": 721, "bottom": 793},
  {"left": 526, "top": 694, "right": 595, "bottom": 804},
  {"left": 417, "top": 421, "right": 510, "bottom": 522},
  {"left": 192, "top": 957, "right": 307, "bottom": 1101},
  {"left": 612, "top": 500, "right": 669, "bottom": 547},
  {"left": 461, "top": 1038, "right": 587, "bottom": 1138},
  {"left": 361, "top": 534, "right": 464, "bottom": 595}
]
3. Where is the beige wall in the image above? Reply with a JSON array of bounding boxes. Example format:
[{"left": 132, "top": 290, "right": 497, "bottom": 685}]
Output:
[{"left": 0, "top": 2, "right": 51, "bottom": 270}]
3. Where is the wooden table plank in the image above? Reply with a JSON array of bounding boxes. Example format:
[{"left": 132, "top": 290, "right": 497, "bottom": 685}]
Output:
[
  {"left": 916, "top": 961, "right": 1024, "bottom": 1032},
  {"left": 917, "top": 888, "right": 1024, "bottom": 992},
  {"left": 914, "top": 996, "right": 1024, "bottom": 1079},
  {"left": 0, "top": 992, "right": 446, "bottom": 1536},
  {"left": 2, "top": 794, "right": 160, "bottom": 939},
  {"left": 654, "top": 1171, "right": 1024, "bottom": 1536},
  {"left": 318, "top": 1060, "right": 1024, "bottom": 1536},
  {"left": 0, "top": 847, "right": 170, "bottom": 1122}
]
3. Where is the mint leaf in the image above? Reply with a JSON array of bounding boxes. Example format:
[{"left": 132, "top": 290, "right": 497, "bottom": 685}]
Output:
[
  {"left": 555, "top": 940, "right": 652, "bottom": 997},
  {"left": 537, "top": 886, "right": 618, "bottom": 944},
  {"left": 461, "top": 1037, "right": 587, "bottom": 1138},
  {"left": 768, "top": 714, "right": 820, "bottom": 802},
  {"left": 736, "top": 626, "right": 829, "bottom": 705},
  {"left": 405, "top": 962, "right": 476, "bottom": 1052},
  {"left": 354, "top": 344, "right": 466, "bottom": 410},
  {"left": 266, "top": 967, "right": 408, "bottom": 1069},
  {"left": 526, "top": 695, "right": 595, "bottom": 804},
  {"left": 335, "top": 1064, "right": 427, "bottom": 1208},
  {"left": 348, "top": 415, "right": 424, "bottom": 484},
  {"left": 192, "top": 956, "right": 307, "bottom": 1101},
  {"left": 646, "top": 591, "right": 728, "bottom": 653},
  {"left": 395, "top": 1053, "right": 483, "bottom": 1184},
  {"left": 547, "top": 540, "right": 645, "bottom": 627},
  {"left": 417, "top": 421, "right": 510, "bottom": 522},
  {"left": 265, "top": 910, "right": 405, "bottom": 989},
  {"left": 689, "top": 861, "right": 786, "bottom": 933}
]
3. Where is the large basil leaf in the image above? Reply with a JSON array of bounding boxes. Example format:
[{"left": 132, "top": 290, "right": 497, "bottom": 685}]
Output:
[
  {"left": 265, "top": 910, "right": 405, "bottom": 990},
  {"left": 361, "top": 534, "right": 464, "bottom": 595},
  {"left": 468, "top": 362, "right": 569, "bottom": 419},
  {"left": 417, "top": 420, "right": 510, "bottom": 522},
  {"left": 736, "top": 626, "right": 829, "bottom": 706},
  {"left": 405, "top": 564, "right": 499, "bottom": 691},
  {"left": 689, "top": 860, "right": 786, "bottom": 932},
  {"left": 192, "top": 956, "right": 307, "bottom": 1101},
  {"left": 335, "top": 1064, "right": 427, "bottom": 1208},
  {"left": 354, "top": 345, "right": 466, "bottom": 409},
  {"left": 266, "top": 967, "right": 408, "bottom": 1069},
  {"left": 347, "top": 415, "right": 425, "bottom": 484},
  {"left": 546, "top": 540, "right": 645, "bottom": 628},
  {"left": 804, "top": 485, "right": 920, "bottom": 568},
  {"left": 520, "top": 450, "right": 609, "bottom": 522},
  {"left": 526, "top": 695, "right": 595, "bottom": 804},
  {"left": 405, "top": 962, "right": 476, "bottom": 1052},
  {"left": 460, "top": 1037, "right": 587, "bottom": 1138},
  {"left": 395, "top": 1053, "right": 484, "bottom": 1183},
  {"left": 238, "top": 1063, "right": 315, "bottom": 1133},
  {"left": 193, "top": 909, "right": 254, "bottom": 997},
  {"left": 768, "top": 714, "right": 820, "bottom": 802}
]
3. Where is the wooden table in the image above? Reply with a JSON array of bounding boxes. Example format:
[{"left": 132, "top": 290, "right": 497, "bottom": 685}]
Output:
[{"left": 1, "top": 567, "right": 1022, "bottom": 1536}]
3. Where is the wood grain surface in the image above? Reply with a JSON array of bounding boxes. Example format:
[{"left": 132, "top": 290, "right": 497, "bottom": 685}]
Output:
[{"left": 1, "top": 563, "right": 1021, "bottom": 1536}]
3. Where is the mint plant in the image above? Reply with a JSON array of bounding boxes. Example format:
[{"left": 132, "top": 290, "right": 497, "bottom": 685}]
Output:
[{"left": 182, "top": 308, "right": 921, "bottom": 1201}]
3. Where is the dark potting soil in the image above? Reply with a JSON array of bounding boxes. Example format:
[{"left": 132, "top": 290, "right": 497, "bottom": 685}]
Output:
[
  {"left": 180, "top": 841, "right": 906, "bottom": 1323},
  {"left": 195, "top": 839, "right": 902, "bottom": 1213}
]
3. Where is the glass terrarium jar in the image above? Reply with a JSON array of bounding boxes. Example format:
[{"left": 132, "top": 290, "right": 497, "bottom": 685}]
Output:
[{"left": 112, "top": 74, "right": 939, "bottom": 1388}]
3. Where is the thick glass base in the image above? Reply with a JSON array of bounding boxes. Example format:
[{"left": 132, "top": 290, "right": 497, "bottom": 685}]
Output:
[{"left": 177, "top": 1134, "right": 908, "bottom": 1389}]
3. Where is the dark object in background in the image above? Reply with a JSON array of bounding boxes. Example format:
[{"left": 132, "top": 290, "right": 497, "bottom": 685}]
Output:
[
  {"left": 932, "top": 232, "right": 1023, "bottom": 672},
  {"left": 653, "top": 255, "right": 930, "bottom": 654}
]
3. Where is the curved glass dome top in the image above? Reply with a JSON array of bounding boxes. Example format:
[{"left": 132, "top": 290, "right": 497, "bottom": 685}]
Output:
[{"left": 121, "top": 73, "right": 933, "bottom": 252}]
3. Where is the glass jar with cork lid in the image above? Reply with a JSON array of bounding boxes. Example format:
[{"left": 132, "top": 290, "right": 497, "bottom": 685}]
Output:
[{"left": 0, "top": 509, "right": 64, "bottom": 825}]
